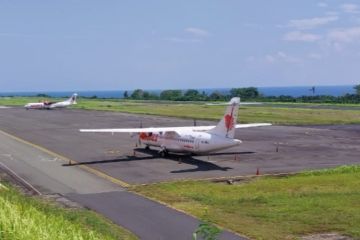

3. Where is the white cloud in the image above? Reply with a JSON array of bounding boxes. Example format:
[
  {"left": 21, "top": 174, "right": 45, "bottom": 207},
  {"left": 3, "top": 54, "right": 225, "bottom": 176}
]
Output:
[
  {"left": 185, "top": 27, "right": 209, "bottom": 37},
  {"left": 265, "top": 51, "right": 301, "bottom": 64},
  {"left": 0, "top": 32, "right": 84, "bottom": 39},
  {"left": 164, "top": 37, "right": 201, "bottom": 43},
  {"left": 327, "top": 26, "right": 360, "bottom": 43},
  {"left": 242, "top": 23, "right": 260, "bottom": 28},
  {"left": 324, "top": 27, "right": 360, "bottom": 51},
  {"left": 265, "top": 54, "right": 276, "bottom": 63},
  {"left": 164, "top": 27, "right": 209, "bottom": 44},
  {"left": 245, "top": 56, "right": 256, "bottom": 62},
  {"left": 287, "top": 16, "right": 338, "bottom": 30},
  {"left": 317, "top": 2, "right": 328, "bottom": 8},
  {"left": 283, "top": 31, "right": 322, "bottom": 42},
  {"left": 341, "top": 3, "right": 359, "bottom": 13},
  {"left": 325, "top": 11, "right": 339, "bottom": 16},
  {"left": 308, "top": 53, "right": 322, "bottom": 59}
]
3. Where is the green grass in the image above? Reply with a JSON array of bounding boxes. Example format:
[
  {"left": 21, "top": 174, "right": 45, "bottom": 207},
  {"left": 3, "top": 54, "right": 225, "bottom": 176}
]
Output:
[
  {"left": 69, "top": 99, "right": 360, "bottom": 125},
  {"left": 0, "top": 182, "right": 137, "bottom": 240},
  {"left": 262, "top": 101, "right": 360, "bottom": 107},
  {"left": 1, "top": 97, "right": 360, "bottom": 125},
  {"left": 131, "top": 165, "right": 360, "bottom": 240}
]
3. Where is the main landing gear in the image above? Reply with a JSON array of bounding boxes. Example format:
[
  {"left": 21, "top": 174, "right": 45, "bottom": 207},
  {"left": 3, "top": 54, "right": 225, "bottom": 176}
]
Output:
[{"left": 158, "top": 148, "right": 168, "bottom": 157}]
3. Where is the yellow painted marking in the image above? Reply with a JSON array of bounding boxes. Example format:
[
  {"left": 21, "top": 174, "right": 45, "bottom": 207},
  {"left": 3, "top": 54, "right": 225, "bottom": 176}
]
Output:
[
  {"left": 104, "top": 149, "right": 122, "bottom": 156},
  {"left": 0, "top": 129, "right": 130, "bottom": 188}
]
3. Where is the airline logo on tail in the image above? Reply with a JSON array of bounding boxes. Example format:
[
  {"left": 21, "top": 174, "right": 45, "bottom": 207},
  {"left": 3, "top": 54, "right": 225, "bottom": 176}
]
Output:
[
  {"left": 69, "top": 93, "right": 78, "bottom": 104},
  {"left": 207, "top": 97, "right": 240, "bottom": 138},
  {"left": 224, "top": 105, "right": 235, "bottom": 132}
]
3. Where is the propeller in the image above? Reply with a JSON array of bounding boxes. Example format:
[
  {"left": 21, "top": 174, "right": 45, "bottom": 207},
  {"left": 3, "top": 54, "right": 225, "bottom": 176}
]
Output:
[
  {"left": 138, "top": 120, "right": 143, "bottom": 146},
  {"left": 131, "top": 120, "right": 143, "bottom": 147}
]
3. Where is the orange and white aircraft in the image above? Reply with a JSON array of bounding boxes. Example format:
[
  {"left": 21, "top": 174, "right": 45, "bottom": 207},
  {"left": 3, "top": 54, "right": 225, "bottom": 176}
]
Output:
[
  {"left": 80, "top": 97, "right": 271, "bottom": 156},
  {"left": 24, "top": 93, "right": 78, "bottom": 110}
]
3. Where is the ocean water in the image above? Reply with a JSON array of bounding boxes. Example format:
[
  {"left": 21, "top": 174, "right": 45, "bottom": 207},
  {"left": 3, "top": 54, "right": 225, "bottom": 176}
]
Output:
[{"left": 0, "top": 85, "right": 356, "bottom": 98}]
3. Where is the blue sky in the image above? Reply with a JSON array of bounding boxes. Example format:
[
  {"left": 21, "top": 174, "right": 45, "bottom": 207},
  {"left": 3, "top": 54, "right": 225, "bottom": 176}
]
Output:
[{"left": 1, "top": 1, "right": 360, "bottom": 91}]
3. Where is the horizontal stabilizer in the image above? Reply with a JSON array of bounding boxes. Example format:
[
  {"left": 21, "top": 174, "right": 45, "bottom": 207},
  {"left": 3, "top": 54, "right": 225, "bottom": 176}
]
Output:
[{"left": 234, "top": 123, "right": 272, "bottom": 128}]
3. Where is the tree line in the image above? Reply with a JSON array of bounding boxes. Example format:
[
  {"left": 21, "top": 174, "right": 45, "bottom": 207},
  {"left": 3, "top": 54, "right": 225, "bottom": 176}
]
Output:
[
  {"left": 124, "top": 87, "right": 260, "bottom": 101},
  {"left": 123, "top": 85, "right": 360, "bottom": 104}
]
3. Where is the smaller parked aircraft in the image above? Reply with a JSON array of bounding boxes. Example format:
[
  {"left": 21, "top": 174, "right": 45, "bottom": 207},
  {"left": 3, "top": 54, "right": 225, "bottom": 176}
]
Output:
[{"left": 24, "top": 93, "right": 78, "bottom": 110}]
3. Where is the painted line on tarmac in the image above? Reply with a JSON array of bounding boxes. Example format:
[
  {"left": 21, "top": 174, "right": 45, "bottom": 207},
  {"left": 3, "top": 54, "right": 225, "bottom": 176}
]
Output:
[
  {"left": 0, "top": 162, "right": 42, "bottom": 195},
  {"left": 0, "top": 129, "right": 130, "bottom": 188}
]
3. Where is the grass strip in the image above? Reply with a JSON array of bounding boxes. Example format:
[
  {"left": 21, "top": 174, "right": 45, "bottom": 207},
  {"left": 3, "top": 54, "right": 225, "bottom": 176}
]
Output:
[
  {"left": 70, "top": 99, "right": 360, "bottom": 125},
  {"left": 1, "top": 97, "right": 360, "bottom": 124},
  {"left": 0, "top": 182, "right": 137, "bottom": 240},
  {"left": 131, "top": 165, "right": 360, "bottom": 240}
]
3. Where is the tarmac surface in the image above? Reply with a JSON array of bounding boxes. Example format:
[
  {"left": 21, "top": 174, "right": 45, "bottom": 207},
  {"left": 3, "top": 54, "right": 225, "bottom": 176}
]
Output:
[
  {"left": 1, "top": 107, "right": 359, "bottom": 185},
  {"left": 0, "top": 128, "right": 241, "bottom": 240}
]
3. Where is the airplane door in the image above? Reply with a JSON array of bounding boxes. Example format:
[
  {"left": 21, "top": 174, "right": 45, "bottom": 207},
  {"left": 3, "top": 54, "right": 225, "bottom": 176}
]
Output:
[{"left": 194, "top": 138, "right": 200, "bottom": 150}]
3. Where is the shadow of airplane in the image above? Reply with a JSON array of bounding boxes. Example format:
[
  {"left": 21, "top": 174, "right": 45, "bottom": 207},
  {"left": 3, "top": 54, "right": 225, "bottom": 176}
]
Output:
[
  {"left": 205, "top": 151, "right": 255, "bottom": 156},
  {"left": 133, "top": 148, "right": 255, "bottom": 157},
  {"left": 63, "top": 148, "right": 255, "bottom": 173}
]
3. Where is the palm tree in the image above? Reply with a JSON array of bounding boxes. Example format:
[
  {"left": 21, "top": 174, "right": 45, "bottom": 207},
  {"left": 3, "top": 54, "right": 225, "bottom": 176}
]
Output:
[{"left": 354, "top": 84, "right": 360, "bottom": 95}]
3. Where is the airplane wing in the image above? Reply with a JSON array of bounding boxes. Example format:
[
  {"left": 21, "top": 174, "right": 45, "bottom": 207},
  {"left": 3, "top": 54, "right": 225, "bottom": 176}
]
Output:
[
  {"left": 79, "top": 123, "right": 271, "bottom": 133},
  {"left": 80, "top": 126, "right": 208, "bottom": 133}
]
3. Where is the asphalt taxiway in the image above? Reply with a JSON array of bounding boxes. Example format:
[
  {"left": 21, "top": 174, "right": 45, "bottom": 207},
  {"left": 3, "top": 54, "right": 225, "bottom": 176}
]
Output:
[{"left": 1, "top": 108, "right": 359, "bottom": 185}]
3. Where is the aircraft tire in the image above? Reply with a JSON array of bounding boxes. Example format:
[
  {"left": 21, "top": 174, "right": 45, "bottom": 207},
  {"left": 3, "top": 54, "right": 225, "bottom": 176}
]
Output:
[{"left": 159, "top": 150, "right": 168, "bottom": 158}]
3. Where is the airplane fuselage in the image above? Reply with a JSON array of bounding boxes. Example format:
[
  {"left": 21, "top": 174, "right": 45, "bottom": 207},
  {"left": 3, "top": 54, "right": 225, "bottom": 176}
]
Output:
[
  {"left": 48, "top": 101, "right": 72, "bottom": 109},
  {"left": 24, "top": 102, "right": 48, "bottom": 109},
  {"left": 25, "top": 101, "right": 72, "bottom": 109},
  {"left": 139, "top": 130, "right": 242, "bottom": 154}
]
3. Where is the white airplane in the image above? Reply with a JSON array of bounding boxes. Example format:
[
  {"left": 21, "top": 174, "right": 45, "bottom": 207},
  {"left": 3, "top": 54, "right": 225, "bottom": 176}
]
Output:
[
  {"left": 24, "top": 93, "right": 78, "bottom": 110},
  {"left": 80, "top": 97, "right": 271, "bottom": 156}
]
